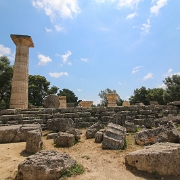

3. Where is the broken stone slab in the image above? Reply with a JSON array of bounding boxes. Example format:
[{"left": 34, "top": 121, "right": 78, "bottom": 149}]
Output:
[
  {"left": 125, "top": 142, "right": 180, "bottom": 176},
  {"left": 47, "top": 118, "right": 74, "bottom": 132},
  {"left": 66, "top": 128, "right": 82, "bottom": 141},
  {"left": 0, "top": 124, "right": 41, "bottom": 143},
  {"left": 125, "top": 121, "right": 137, "bottom": 133},
  {"left": 134, "top": 121, "right": 180, "bottom": 145},
  {"left": 46, "top": 133, "right": 58, "bottom": 140},
  {"left": 26, "top": 130, "right": 43, "bottom": 154},
  {"left": 102, "top": 123, "right": 126, "bottom": 149},
  {"left": 54, "top": 132, "right": 75, "bottom": 147},
  {"left": 85, "top": 122, "right": 104, "bottom": 139},
  {"left": 15, "top": 150, "right": 76, "bottom": 180}
]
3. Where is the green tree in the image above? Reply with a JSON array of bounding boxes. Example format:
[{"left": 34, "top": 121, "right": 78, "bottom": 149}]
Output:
[
  {"left": 28, "top": 75, "right": 50, "bottom": 106},
  {"left": 147, "top": 88, "right": 165, "bottom": 105},
  {"left": 98, "top": 88, "right": 123, "bottom": 106},
  {"left": 57, "top": 88, "right": 78, "bottom": 106},
  {"left": 129, "top": 86, "right": 149, "bottom": 105},
  {"left": 0, "top": 56, "right": 13, "bottom": 108},
  {"left": 163, "top": 75, "right": 180, "bottom": 103},
  {"left": 47, "top": 85, "right": 59, "bottom": 95}
]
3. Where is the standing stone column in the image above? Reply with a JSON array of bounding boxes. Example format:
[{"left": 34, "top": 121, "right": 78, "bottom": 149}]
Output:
[{"left": 10, "top": 34, "right": 34, "bottom": 109}]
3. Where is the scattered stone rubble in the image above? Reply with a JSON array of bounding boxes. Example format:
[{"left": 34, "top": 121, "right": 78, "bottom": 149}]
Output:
[
  {"left": 125, "top": 142, "right": 180, "bottom": 176},
  {"left": 15, "top": 150, "right": 76, "bottom": 180},
  {"left": 102, "top": 123, "right": 126, "bottom": 149},
  {"left": 85, "top": 122, "right": 104, "bottom": 139},
  {"left": 135, "top": 121, "right": 180, "bottom": 145}
]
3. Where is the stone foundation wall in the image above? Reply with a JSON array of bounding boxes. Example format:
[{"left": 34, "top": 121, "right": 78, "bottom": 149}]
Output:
[{"left": 0, "top": 104, "right": 180, "bottom": 129}]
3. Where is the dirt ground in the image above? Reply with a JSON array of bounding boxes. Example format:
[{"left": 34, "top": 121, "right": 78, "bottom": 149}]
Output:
[{"left": 0, "top": 130, "right": 180, "bottom": 180}]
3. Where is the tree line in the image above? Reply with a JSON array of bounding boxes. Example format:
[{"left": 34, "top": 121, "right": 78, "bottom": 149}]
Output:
[{"left": 0, "top": 56, "right": 180, "bottom": 108}]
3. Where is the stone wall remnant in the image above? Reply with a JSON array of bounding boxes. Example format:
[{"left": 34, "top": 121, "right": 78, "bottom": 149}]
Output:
[{"left": 10, "top": 34, "right": 34, "bottom": 109}]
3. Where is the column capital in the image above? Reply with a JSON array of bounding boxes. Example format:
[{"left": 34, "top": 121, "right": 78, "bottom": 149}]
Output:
[{"left": 10, "top": 34, "right": 34, "bottom": 48}]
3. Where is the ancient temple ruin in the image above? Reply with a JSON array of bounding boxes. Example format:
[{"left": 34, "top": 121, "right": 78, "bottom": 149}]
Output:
[{"left": 9, "top": 34, "right": 34, "bottom": 109}]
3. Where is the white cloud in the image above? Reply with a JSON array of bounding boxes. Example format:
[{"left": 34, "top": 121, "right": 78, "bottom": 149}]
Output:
[
  {"left": 126, "top": 12, "right": 137, "bottom": 19},
  {"left": 118, "top": 82, "right": 122, "bottom": 85},
  {"left": 143, "top": 73, "right": 153, "bottom": 80},
  {"left": 45, "top": 27, "right": 53, "bottom": 32},
  {"left": 77, "top": 89, "right": 82, "bottom": 92},
  {"left": 132, "top": 66, "right": 143, "bottom": 74},
  {"left": 55, "top": 25, "right": 64, "bottom": 32},
  {"left": 37, "top": 54, "right": 52, "bottom": 66},
  {"left": 168, "top": 68, "right": 172, "bottom": 74},
  {"left": 32, "top": 0, "right": 81, "bottom": 21},
  {"left": 49, "top": 72, "right": 68, "bottom": 78},
  {"left": 0, "top": 44, "right": 15, "bottom": 62},
  {"left": 96, "top": 0, "right": 105, "bottom": 3},
  {"left": 0, "top": 44, "right": 11, "bottom": 57},
  {"left": 81, "top": 58, "right": 88, "bottom": 62},
  {"left": 141, "top": 19, "right": 151, "bottom": 35},
  {"left": 117, "top": 0, "right": 142, "bottom": 8},
  {"left": 61, "top": 50, "right": 72, "bottom": 65},
  {"left": 158, "top": 83, "right": 166, "bottom": 89},
  {"left": 150, "top": 0, "right": 168, "bottom": 15}
]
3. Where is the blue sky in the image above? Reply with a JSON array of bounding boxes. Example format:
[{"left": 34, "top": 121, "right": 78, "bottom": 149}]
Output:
[{"left": 0, "top": 0, "right": 180, "bottom": 105}]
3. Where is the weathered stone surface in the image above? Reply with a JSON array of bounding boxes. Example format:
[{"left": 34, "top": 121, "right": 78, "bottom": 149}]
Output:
[
  {"left": 0, "top": 124, "right": 41, "bottom": 143},
  {"left": 85, "top": 122, "right": 104, "bottom": 139},
  {"left": 54, "top": 132, "right": 75, "bottom": 147},
  {"left": 43, "top": 94, "right": 60, "bottom": 108},
  {"left": 125, "top": 121, "right": 137, "bottom": 133},
  {"left": 26, "top": 130, "right": 43, "bottom": 154},
  {"left": 15, "top": 150, "right": 76, "bottom": 180},
  {"left": 46, "top": 133, "right": 58, "bottom": 140},
  {"left": 102, "top": 123, "right": 126, "bottom": 149},
  {"left": 125, "top": 142, "right": 180, "bottom": 176},
  {"left": 66, "top": 128, "right": 82, "bottom": 141},
  {"left": 95, "top": 131, "right": 103, "bottom": 143},
  {"left": 134, "top": 121, "right": 180, "bottom": 145},
  {"left": 47, "top": 118, "right": 74, "bottom": 132}
]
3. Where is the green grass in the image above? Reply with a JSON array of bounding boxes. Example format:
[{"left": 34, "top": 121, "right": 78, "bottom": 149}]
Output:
[{"left": 60, "top": 163, "right": 85, "bottom": 179}]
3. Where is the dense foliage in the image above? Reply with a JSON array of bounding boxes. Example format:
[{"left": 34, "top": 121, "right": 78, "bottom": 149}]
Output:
[
  {"left": 129, "top": 86, "right": 165, "bottom": 105},
  {"left": 0, "top": 56, "right": 13, "bottom": 108},
  {"left": 28, "top": 75, "right": 50, "bottom": 106}
]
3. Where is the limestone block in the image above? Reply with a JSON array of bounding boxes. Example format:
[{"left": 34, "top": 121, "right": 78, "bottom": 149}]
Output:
[
  {"left": 44, "top": 94, "right": 60, "bottom": 108},
  {"left": 54, "top": 132, "right": 75, "bottom": 147},
  {"left": 134, "top": 121, "right": 180, "bottom": 145},
  {"left": 102, "top": 123, "right": 126, "bottom": 149},
  {"left": 47, "top": 118, "right": 74, "bottom": 132},
  {"left": 26, "top": 130, "right": 43, "bottom": 154},
  {"left": 15, "top": 150, "right": 76, "bottom": 180},
  {"left": 125, "top": 142, "right": 180, "bottom": 176}
]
